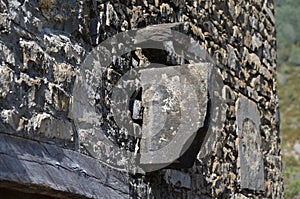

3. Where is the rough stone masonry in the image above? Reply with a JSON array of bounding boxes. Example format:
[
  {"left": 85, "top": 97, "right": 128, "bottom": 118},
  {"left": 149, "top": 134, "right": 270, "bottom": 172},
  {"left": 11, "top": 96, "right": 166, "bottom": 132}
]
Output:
[{"left": 0, "top": 0, "right": 282, "bottom": 198}]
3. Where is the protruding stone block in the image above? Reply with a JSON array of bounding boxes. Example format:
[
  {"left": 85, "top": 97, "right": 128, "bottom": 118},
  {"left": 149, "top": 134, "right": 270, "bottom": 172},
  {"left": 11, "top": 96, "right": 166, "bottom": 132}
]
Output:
[{"left": 139, "top": 63, "right": 210, "bottom": 171}]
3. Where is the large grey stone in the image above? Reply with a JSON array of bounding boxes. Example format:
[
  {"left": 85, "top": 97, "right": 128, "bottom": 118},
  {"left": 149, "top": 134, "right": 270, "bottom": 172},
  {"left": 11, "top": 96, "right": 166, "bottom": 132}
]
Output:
[
  {"left": 236, "top": 95, "right": 265, "bottom": 191},
  {"left": 139, "top": 63, "right": 210, "bottom": 171}
]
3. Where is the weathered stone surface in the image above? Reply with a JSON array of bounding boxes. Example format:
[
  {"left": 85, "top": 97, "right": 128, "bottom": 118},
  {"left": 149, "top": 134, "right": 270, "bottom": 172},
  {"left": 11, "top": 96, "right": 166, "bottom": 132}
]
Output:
[
  {"left": 0, "top": 133, "right": 129, "bottom": 198},
  {"left": 198, "top": 66, "right": 227, "bottom": 159},
  {"left": 0, "top": 42, "right": 15, "bottom": 65},
  {"left": 0, "top": 0, "right": 89, "bottom": 147},
  {"left": 132, "top": 99, "right": 143, "bottom": 120},
  {"left": 139, "top": 63, "right": 209, "bottom": 171},
  {"left": 0, "top": 64, "right": 15, "bottom": 98},
  {"left": 30, "top": 113, "right": 73, "bottom": 140},
  {"left": 236, "top": 95, "right": 265, "bottom": 191},
  {"left": 0, "top": 0, "right": 9, "bottom": 33},
  {"left": 0, "top": 0, "right": 281, "bottom": 198},
  {"left": 164, "top": 169, "right": 191, "bottom": 189}
]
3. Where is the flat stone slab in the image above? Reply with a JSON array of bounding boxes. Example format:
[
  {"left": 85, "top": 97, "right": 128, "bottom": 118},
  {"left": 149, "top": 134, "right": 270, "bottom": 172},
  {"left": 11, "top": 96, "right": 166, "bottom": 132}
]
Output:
[
  {"left": 236, "top": 95, "right": 265, "bottom": 191},
  {"left": 0, "top": 133, "right": 129, "bottom": 198}
]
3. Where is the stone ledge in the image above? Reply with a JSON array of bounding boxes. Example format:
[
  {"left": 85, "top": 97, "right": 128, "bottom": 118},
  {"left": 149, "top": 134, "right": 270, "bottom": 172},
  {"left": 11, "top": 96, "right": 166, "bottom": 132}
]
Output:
[{"left": 0, "top": 133, "right": 129, "bottom": 198}]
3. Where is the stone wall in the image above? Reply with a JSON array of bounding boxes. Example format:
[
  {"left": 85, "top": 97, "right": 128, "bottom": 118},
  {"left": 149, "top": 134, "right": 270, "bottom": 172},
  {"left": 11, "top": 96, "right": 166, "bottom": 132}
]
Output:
[{"left": 0, "top": 0, "right": 282, "bottom": 198}]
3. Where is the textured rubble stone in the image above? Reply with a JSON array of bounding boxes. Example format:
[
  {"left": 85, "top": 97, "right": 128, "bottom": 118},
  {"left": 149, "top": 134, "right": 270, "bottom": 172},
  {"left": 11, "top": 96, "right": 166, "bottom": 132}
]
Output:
[
  {"left": 1, "top": 109, "right": 20, "bottom": 130},
  {"left": 164, "top": 169, "right": 191, "bottom": 189},
  {"left": 30, "top": 113, "right": 73, "bottom": 140},
  {"left": 0, "top": 65, "right": 14, "bottom": 98},
  {"left": 45, "top": 83, "right": 70, "bottom": 113},
  {"left": 0, "top": 0, "right": 9, "bottom": 33},
  {"left": 39, "top": 0, "right": 57, "bottom": 10},
  {"left": 0, "top": 42, "right": 15, "bottom": 65},
  {"left": 0, "top": 0, "right": 282, "bottom": 198}
]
